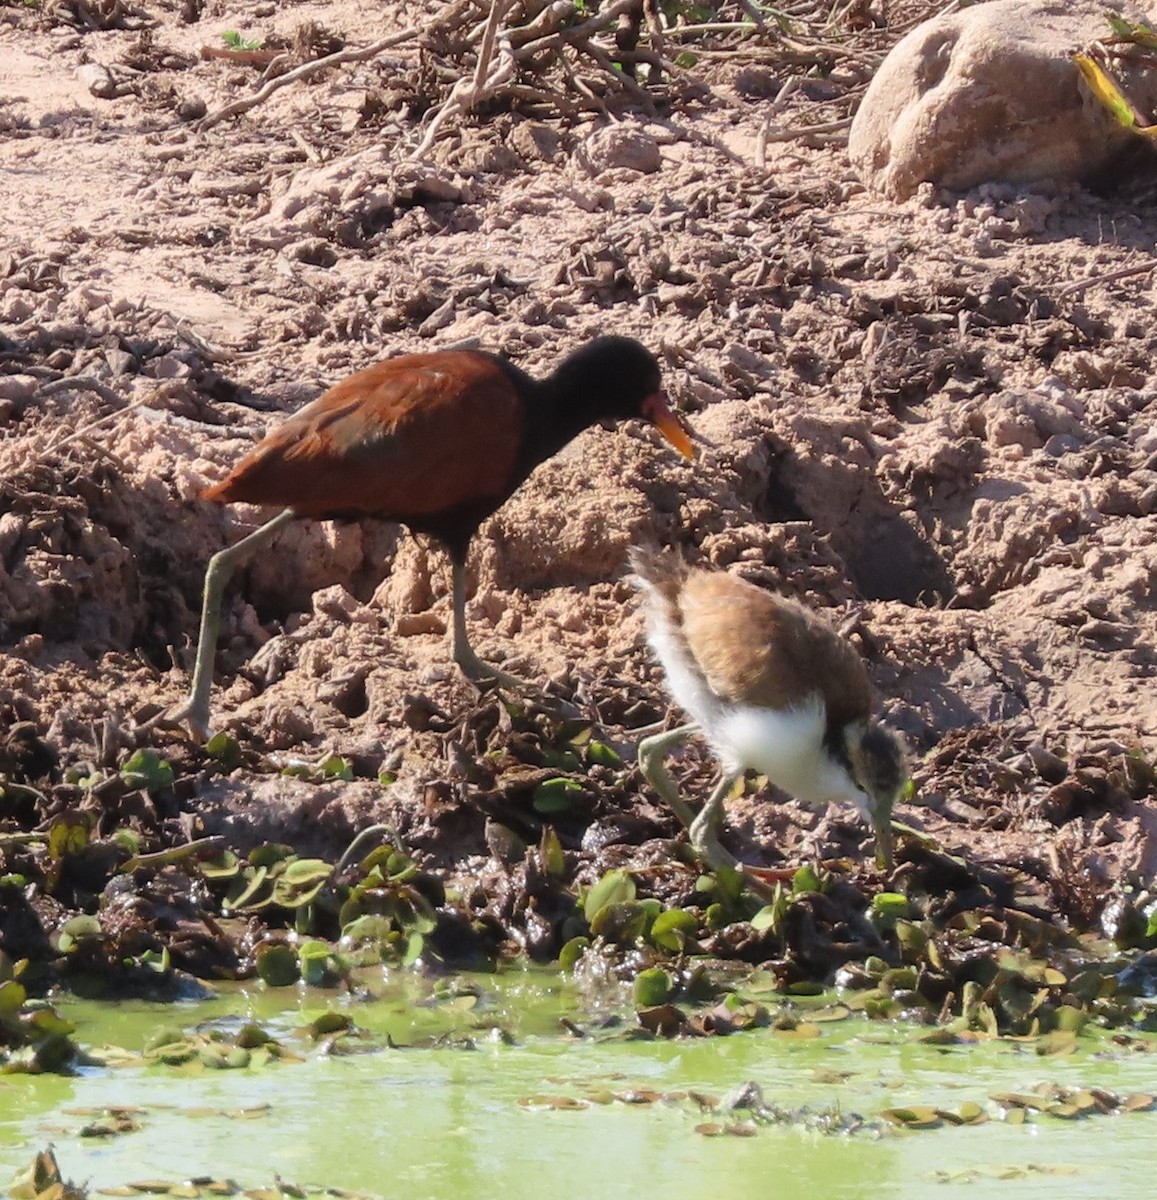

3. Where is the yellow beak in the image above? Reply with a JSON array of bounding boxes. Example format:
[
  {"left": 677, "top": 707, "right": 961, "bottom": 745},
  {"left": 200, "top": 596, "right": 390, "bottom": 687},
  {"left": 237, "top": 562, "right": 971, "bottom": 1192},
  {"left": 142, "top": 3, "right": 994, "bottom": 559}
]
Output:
[{"left": 643, "top": 393, "right": 695, "bottom": 460}]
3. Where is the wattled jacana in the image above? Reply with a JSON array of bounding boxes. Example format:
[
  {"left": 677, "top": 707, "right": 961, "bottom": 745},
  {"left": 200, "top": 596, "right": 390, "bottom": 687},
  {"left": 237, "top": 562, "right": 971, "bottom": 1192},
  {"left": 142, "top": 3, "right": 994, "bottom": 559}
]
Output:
[
  {"left": 630, "top": 546, "right": 906, "bottom": 872},
  {"left": 171, "top": 338, "right": 693, "bottom": 739}
]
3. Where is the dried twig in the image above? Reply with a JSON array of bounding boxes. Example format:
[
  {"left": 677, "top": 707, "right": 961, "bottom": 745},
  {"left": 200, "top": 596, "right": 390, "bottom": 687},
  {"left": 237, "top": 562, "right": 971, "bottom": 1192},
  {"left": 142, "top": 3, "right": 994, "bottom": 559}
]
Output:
[
  {"left": 473, "top": 0, "right": 513, "bottom": 91},
  {"left": 560, "top": 54, "right": 609, "bottom": 114},
  {"left": 37, "top": 376, "right": 127, "bottom": 408},
  {"left": 199, "top": 28, "right": 420, "bottom": 130},
  {"left": 409, "top": 8, "right": 518, "bottom": 160},
  {"left": 199, "top": 44, "right": 281, "bottom": 68},
  {"left": 756, "top": 75, "right": 802, "bottom": 167},
  {"left": 508, "top": 1, "right": 577, "bottom": 47},
  {"left": 32, "top": 378, "right": 152, "bottom": 463},
  {"left": 514, "top": 0, "right": 642, "bottom": 61},
  {"left": 734, "top": 0, "right": 766, "bottom": 28},
  {"left": 1056, "top": 258, "right": 1157, "bottom": 297},
  {"left": 575, "top": 36, "right": 656, "bottom": 114},
  {"left": 664, "top": 21, "right": 772, "bottom": 38},
  {"left": 761, "top": 115, "right": 853, "bottom": 144}
]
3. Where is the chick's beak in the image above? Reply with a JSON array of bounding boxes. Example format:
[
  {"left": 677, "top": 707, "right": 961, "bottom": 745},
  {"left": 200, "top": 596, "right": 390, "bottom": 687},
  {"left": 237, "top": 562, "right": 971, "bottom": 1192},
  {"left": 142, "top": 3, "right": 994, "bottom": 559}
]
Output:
[
  {"left": 642, "top": 392, "right": 695, "bottom": 460},
  {"left": 868, "top": 793, "right": 895, "bottom": 873}
]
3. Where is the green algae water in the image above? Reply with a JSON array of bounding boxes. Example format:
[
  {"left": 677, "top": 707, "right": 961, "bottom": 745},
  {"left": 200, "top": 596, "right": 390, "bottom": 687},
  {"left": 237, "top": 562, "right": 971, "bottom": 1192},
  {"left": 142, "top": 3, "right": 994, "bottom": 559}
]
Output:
[{"left": 4, "top": 971, "right": 1157, "bottom": 1200}]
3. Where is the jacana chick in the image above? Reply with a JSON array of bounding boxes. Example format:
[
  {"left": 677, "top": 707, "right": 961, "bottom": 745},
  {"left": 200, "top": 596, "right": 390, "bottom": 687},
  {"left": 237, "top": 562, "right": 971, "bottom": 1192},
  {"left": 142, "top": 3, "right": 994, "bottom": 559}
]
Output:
[
  {"left": 630, "top": 546, "right": 906, "bottom": 872},
  {"left": 171, "top": 338, "right": 693, "bottom": 739}
]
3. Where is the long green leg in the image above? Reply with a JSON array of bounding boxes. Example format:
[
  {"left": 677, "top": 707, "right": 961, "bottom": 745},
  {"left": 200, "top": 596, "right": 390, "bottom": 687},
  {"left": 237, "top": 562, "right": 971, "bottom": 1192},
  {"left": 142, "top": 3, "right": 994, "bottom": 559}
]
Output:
[
  {"left": 637, "top": 723, "right": 699, "bottom": 829},
  {"left": 637, "top": 724, "right": 741, "bottom": 872},
  {"left": 688, "top": 772, "right": 741, "bottom": 872},
  {"left": 165, "top": 507, "right": 296, "bottom": 741},
  {"left": 450, "top": 559, "right": 581, "bottom": 717}
]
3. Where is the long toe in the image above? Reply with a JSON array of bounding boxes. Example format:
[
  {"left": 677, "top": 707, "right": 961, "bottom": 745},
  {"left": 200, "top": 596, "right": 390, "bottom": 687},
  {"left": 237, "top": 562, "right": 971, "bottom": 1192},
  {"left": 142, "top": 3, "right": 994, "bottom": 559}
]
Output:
[
  {"left": 688, "top": 800, "right": 724, "bottom": 854},
  {"left": 455, "top": 646, "right": 582, "bottom": 718},
  {"left": 458, "top": 653, "right": 530, "bottom": 693},
  {"left": 689, "top": 824, "right": 739, "bottom": 873},
  {"left": 182, "top": 708, "right": 212, "bottom": 743},
  {"left": 137, "top": 700, "right": 211, "bottom": 744}
]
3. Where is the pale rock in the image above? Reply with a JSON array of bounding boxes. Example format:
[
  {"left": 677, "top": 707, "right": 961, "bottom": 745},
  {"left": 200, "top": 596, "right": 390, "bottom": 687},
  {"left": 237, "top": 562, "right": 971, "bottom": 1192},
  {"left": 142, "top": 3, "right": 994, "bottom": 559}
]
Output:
[
  {"left": 77, "top": 63, "right": 117, "bottom": 99},
  {"left": 0, "top": 374, "right": 38, "bottom": 402},
  {"left": 849, "top": 0, "right": 1157, "bottom": 199},
  {"left": 577, "top": 124, "right": 662, "bottom": 175}
]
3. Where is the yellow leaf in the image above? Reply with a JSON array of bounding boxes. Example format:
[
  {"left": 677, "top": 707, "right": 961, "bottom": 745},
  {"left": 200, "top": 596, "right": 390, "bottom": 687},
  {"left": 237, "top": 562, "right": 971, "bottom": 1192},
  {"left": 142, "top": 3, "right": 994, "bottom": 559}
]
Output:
[{"left": 1073, "top": 53, "right": 1157, "bottom": 137}]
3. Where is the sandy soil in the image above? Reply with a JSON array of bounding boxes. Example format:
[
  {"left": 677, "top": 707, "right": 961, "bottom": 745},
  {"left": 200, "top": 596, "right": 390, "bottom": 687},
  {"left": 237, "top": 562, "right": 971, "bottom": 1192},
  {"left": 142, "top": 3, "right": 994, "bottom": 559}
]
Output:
[{"left": 3, "top": 0, "right": 1157, "bottom": 951}]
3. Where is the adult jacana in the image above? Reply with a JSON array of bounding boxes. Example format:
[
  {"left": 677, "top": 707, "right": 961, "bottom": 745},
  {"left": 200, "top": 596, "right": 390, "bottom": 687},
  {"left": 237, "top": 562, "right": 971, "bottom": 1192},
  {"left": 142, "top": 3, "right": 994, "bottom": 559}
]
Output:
[
  {"left": 170, "top": 337, "right": 693, "bottom": 739},
  {"left": 630, "top": 546, "right": 906, "bottom": 873}
]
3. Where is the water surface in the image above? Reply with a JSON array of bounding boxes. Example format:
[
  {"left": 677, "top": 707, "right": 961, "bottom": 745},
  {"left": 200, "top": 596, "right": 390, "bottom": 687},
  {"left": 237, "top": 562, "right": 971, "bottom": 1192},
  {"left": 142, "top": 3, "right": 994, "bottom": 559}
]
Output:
[{"left": 3, "top": 971, "right": 1156, "bottom": 1200}]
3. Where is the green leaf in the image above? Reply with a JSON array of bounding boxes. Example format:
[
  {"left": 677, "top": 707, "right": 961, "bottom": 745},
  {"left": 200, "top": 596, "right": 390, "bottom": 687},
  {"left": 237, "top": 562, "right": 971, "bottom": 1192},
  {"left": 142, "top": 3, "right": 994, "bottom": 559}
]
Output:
[
  {"left": 870, "top": 892, "right": 910, "bottom": 931},
  {"left": 1036, "top": 1029, "right": 1078, "bottom": 1056},
  {"left": 713, "top": 866, "right": 745, "bottom": 904},
  {"left": 0, "top": 979, "right": 27, "bottom": 1015},
  {"left": 221, "top": 28, "right": 264, "bottom": 50},
  {"left": 590, "top": 900, "right": 649, "bottom": 944},
  {"left": 1073, "top": 53, "right": 1157, "bottom": 135},
  {"left": 402, "top": 931, "right": 424, "bottom": 966},
  {"left": 791, "top": 865, "right": 822, "bottom": 895},
  {"left": 533, "top": 777, "right": 584, "bottom": 814},
  {"left": 395, "top": 889, "right": 438, "bottom": 935},
  {"left": 255, "top": 943, "right": 299, "bottom": 987},
  {"left": 200, "top": 1043, "right": 251, "bottom": 1070},
  {"left": 894, "top": 918, "right": 928, "bottom": 955},
  {"left": 280, "top": 858, "right": 334, "bottom": 886},
  {"left": 135, "top": 947, "right": 170, "bottom": 974},
  {"left": 120, "top": 748, "right": 174, "bottom": 793},
  {"left": 583, "top": 869, "right": 636, "bottom": 922},
  {"left": 1104, "top": 14, "right": 1157, "bottom": 49},
  {"left": 298, "top": 940, "right": 333, "bottom": 987},
  {"left": 56, "top": 914, "right": 102, "bottom": 953},
  {"left": 1146, "top": 907, "right": 1157, "bottom": 940},
  {"left": 541, "top": 747, "right": 583, "bottom": 772},
  {"left": 28, "top": 1008, "right": 75, "bottom": 1038},
  {"left": 206, "top": 732, "right": 242, "bottom": 770},
  {"left": 304, "top": 1012, "right": 354, "bottom": 1041},
  {"left": 341, "top": 914, "right": 395, "bottom": 945},
  {"left": 48, "top": 816, "right": 89, "bottom": 861},
  {"left": 634, "top": 967, "right": 673, "bottom": 1007},
  {"left": 585, "top": 740, "right": 621, "bottom": 767},
  {"left": 249, "top": 843, "right": 294, "bottom": 869},
  {"left": 111, "top": 827, "right": 142, "bottom": 856},
  {"left": 540, "top": 827, "right": 566, "bottom": 879},
  {"left": 319, "top": 754, "right": 354, "bottom": 781},
  {"left": 199, "top": 851, "right": 240, "bottom": 881},
  {"left": 750, "top": 905, "right": 779, "bottom": 933},
  {"left": 881, "top": 1105, "right": 942, "bottom": 1129},
  {"left": 559, "top": 936, "right": 590, "bottom": 971},
  {"left": 224, "top": 865, "right": 270, "bottom": 911},
  {"left": 649, "top": 908, "right": 699, "bottom": 951},
  {"left": 384, "top": 849, "right": 418, "bottom": 882}
]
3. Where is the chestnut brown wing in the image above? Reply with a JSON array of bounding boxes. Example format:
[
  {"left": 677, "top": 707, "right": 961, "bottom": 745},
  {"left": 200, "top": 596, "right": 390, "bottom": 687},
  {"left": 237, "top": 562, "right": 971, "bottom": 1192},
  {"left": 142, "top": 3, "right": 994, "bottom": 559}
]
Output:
[
  {"left": 676, "top": 569, "right": 872, "bottom": 729},
  {"left": 205, "top": 351, "right": 525, "bottom": 520}
]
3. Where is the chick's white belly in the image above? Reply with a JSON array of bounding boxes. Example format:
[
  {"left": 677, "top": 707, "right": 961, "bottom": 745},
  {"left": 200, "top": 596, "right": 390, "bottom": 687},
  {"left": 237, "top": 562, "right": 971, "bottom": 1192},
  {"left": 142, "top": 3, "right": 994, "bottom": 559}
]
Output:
[
  {"left": 711, "top": 701, "right": 865, "bottom": 813},
  {"left": 647, "top": 623, "right": 867, "bottom": 817}
]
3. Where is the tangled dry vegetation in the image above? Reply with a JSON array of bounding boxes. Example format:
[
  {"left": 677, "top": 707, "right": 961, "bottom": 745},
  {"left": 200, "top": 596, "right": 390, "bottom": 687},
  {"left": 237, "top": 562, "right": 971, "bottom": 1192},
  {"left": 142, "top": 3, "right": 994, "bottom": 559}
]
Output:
[{"left": 3, "top": 0, "right": 1157, "bottom": 1060}]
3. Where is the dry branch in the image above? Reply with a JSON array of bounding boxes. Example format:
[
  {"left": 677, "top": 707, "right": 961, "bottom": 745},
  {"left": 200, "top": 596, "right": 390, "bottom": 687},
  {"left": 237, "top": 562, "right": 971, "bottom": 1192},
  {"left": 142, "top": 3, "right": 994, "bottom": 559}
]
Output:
[
  {"left": 1056, "top": 259, "right": 1157, "bottom": 297},
  {"left": 32, "top": 378, "right": 153, "bottom": 466},
  {"left": 199, "top": 28, "right": 421, "bottom": 130}
]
